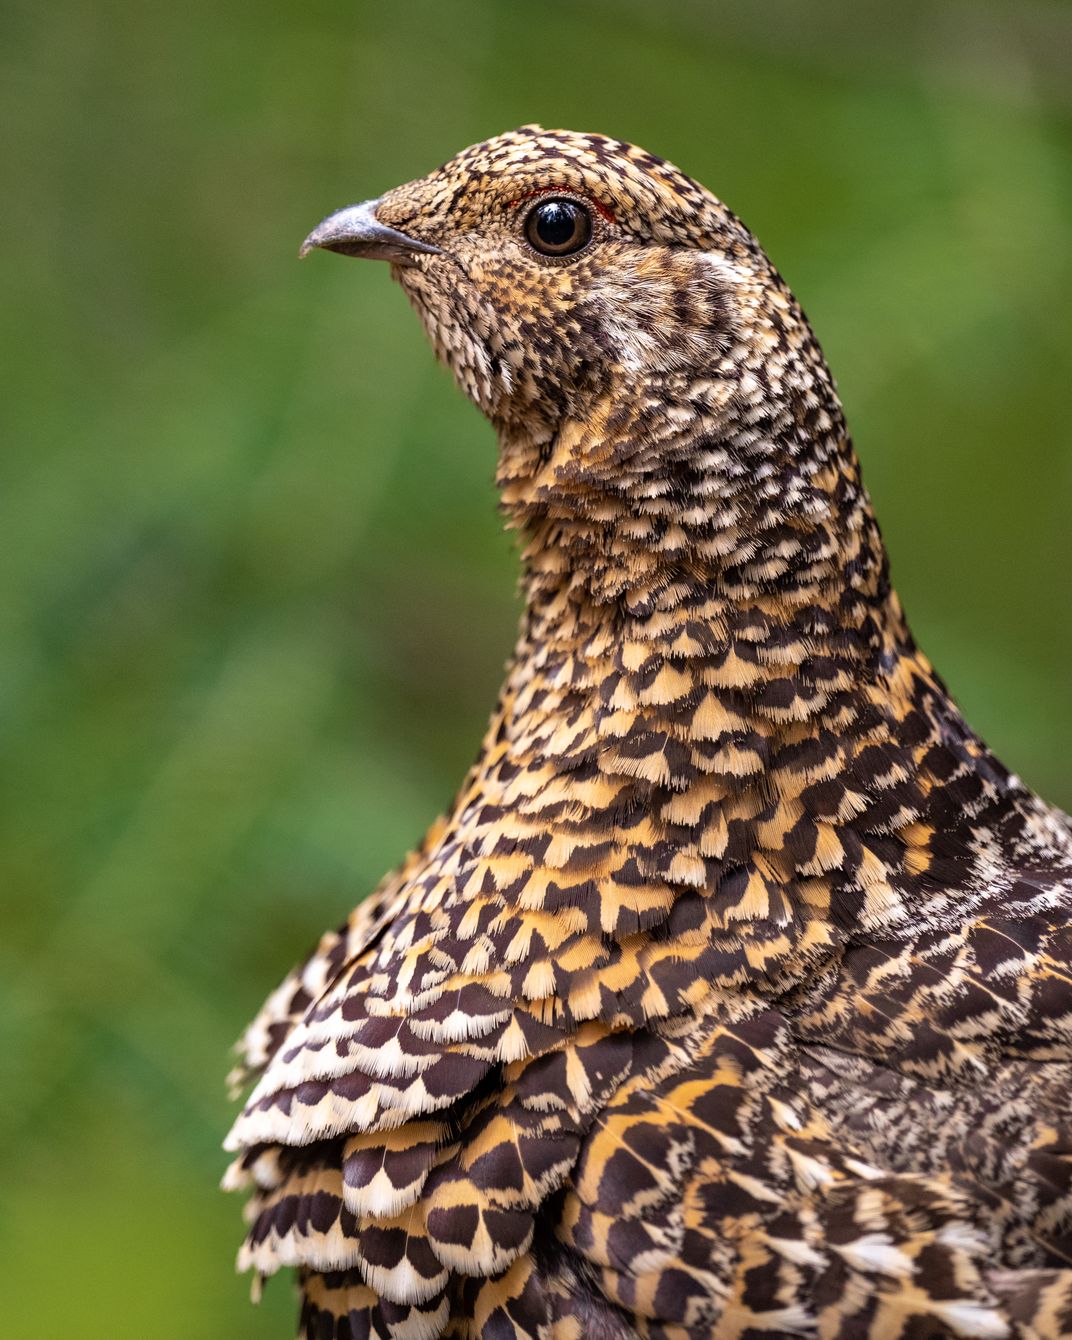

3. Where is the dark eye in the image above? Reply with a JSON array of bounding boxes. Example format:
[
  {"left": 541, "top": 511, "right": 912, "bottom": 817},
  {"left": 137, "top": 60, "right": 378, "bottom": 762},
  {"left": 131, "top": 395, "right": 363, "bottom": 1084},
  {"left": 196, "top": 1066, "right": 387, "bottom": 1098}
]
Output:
[{"left": 524, "top": 198, "right": 593, "bottom": 257}]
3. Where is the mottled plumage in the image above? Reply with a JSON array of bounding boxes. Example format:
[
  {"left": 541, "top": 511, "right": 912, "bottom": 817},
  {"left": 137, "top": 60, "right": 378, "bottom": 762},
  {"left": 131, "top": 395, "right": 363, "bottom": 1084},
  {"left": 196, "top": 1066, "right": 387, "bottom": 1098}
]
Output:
[{"left": 224, "top": 127, "right": 1072, "bottom": 1338}]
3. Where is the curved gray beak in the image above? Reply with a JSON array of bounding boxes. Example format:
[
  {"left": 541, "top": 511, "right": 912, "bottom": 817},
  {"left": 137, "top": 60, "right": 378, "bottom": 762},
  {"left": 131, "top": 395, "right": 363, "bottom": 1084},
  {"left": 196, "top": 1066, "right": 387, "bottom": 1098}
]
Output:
[{"left": 299, "top": 199, "right": 442, "bottom": 264}]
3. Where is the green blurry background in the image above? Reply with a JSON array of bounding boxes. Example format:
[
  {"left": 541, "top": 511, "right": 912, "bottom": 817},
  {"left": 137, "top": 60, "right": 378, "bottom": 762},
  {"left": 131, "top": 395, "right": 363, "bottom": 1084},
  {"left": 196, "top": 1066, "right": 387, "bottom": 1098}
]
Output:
[{"left": 3, "top": 0, "right": 1071, "bottom": 1333}]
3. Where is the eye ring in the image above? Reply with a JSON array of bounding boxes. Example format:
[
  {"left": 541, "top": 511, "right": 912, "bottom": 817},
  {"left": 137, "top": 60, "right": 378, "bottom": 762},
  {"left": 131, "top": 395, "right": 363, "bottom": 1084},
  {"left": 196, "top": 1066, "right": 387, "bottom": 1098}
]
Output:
[{"left": 523, "top": 197, "right": 594, "bottom": 258}]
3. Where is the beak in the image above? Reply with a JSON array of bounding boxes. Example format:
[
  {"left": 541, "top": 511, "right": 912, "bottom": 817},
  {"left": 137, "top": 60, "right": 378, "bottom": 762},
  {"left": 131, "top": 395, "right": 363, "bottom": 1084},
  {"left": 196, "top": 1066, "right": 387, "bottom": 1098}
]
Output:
[{"left": 299, "top": 199, "right": 442, "bottom": 264}]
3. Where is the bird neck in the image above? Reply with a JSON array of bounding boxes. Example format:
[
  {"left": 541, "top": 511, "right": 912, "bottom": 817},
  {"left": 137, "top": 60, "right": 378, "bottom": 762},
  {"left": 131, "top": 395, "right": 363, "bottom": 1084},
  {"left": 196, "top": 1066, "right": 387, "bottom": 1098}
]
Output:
[
  {"left": 498, "top": 362, "right": 894, "bottom": 639},
  {"left": 492, "top": 362, "right": 915, "bottom": 790},
  {"left": 500, "top": 468, "right": 918, "bottom": 812}
]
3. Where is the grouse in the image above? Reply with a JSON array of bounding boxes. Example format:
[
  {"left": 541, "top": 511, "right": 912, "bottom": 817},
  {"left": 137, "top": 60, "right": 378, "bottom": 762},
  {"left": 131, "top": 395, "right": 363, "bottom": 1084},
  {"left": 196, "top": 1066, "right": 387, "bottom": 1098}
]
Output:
[{"left": 225, "top": 127, "right": 1072, "bottom": 1339}]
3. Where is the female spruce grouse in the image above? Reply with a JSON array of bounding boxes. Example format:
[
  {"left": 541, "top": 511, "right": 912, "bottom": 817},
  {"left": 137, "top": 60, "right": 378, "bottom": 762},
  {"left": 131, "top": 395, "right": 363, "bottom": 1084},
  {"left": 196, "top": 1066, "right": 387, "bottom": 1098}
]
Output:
[{"left": 225, "top": 127, "right": 1072, "bottom": 1339}]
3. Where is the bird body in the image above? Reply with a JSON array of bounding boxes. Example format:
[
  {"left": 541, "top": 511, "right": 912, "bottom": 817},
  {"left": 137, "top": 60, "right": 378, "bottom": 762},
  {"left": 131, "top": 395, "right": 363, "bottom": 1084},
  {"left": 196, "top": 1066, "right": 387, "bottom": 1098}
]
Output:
[{"left": 225, "top": 128, "right": 1072, "bottom": 1338}]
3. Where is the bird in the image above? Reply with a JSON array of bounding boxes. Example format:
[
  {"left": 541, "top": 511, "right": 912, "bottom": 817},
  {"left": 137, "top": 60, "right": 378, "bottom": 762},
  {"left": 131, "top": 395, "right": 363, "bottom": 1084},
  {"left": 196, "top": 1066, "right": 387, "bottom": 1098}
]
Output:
[{"left": 224, "top": 126, "right": 1072, "bottom": 1339}]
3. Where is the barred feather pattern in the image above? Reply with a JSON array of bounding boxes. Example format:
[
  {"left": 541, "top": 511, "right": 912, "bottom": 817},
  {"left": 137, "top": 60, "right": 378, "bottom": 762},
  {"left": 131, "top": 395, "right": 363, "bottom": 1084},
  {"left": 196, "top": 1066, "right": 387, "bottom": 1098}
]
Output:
[{"left": 225, "top": 127, "right": 1072, "bottom": 1337}]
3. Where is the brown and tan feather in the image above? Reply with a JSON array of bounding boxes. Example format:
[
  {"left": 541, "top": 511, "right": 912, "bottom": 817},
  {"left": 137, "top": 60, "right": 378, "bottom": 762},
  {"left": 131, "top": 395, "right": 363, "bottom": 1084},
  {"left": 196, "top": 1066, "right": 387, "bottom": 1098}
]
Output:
[{"left": 224, "top": 127, "right": 1072, "bottom": 1339}]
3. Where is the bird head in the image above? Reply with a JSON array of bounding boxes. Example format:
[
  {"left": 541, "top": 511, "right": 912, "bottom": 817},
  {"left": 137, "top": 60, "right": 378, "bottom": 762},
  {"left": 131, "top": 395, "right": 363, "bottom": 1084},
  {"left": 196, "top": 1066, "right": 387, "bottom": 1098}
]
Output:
[
  {"left": 302, "top": 127, "right": 863, "bottom": 602},
  {"left": 301, "top": 127, "right": 821, "bottom": 440}
]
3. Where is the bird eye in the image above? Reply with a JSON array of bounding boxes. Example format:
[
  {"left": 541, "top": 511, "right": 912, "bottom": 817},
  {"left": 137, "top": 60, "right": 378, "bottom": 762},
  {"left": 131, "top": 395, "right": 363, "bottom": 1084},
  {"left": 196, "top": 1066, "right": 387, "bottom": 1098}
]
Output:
[{"left": 524, "top": 198, "right": 593, "bottom": 258}]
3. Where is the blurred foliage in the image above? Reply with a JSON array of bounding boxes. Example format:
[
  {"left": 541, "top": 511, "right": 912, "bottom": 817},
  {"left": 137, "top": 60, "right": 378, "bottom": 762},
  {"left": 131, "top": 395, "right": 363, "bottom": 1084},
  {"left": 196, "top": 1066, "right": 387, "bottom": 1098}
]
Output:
[{"left": 2, "top": 0, "right": 1071, "bottom": 1333}]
